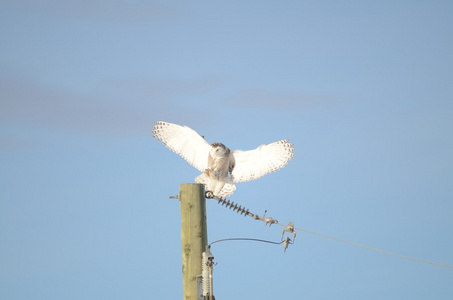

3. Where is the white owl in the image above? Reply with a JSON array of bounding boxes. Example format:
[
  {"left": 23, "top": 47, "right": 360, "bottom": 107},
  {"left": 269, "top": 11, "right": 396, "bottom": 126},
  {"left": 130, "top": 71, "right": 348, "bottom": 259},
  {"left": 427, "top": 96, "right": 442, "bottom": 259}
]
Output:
[{"left": 152, "top": 121, "right": 295, "bottom": 198}]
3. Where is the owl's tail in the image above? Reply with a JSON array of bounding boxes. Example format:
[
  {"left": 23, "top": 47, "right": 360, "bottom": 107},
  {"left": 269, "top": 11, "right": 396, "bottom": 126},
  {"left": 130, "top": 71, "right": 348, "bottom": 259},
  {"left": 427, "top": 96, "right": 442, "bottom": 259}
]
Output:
[{"left": 195, "top": 172, "right": 236, "bottom": 198}]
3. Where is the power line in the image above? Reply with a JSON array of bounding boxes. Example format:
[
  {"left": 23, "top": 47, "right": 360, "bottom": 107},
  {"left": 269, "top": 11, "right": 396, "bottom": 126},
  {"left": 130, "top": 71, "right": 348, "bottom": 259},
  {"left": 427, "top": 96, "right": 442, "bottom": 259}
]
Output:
[
  {"left": 207, "top": 194, "right": 453, "bottom": 269},
  {"left": 210, "top": 238, "right": 285, "bottom": 246},
  {"left": 275, "top": 223, "right": 453, "bottom": 269}
]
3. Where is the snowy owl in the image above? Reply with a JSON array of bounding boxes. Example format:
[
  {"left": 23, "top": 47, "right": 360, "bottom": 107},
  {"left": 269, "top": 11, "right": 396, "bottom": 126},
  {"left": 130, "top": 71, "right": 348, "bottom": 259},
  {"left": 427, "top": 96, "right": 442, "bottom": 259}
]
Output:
[{"left": 152, "top": 121, "right": 295, "bottom": 198}]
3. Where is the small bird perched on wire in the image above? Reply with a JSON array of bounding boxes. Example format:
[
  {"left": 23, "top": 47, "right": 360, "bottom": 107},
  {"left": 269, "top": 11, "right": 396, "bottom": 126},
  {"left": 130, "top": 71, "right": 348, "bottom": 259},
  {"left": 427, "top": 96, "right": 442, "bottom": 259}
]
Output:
[{"left": 152, "top": 121, "right": 295, "bottom": 198}]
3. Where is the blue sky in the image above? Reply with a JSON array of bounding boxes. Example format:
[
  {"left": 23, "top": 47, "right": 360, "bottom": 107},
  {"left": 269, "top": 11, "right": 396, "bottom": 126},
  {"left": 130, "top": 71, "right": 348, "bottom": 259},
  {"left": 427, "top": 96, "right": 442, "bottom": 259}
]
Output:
[{"left": 1, "top": 1, "right": 453, "bottom": 299}]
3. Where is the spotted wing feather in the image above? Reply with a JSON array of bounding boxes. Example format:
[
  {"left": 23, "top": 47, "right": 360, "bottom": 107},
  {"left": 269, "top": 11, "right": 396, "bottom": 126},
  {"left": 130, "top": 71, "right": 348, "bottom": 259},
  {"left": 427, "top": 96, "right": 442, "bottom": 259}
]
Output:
[
  {"left": 231, "top": 140, "right": 295, "bottom": 183},
  {"left": 152, "top": 121, "right": 210, "bottom": 172}
]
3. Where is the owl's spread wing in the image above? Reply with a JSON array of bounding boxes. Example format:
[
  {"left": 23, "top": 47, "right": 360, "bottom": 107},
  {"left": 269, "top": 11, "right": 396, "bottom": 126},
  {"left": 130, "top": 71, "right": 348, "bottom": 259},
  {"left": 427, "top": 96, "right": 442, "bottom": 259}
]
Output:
[
  {"left": 152, "top": 121, "right": 211, "bottom": 172},
  {"left": 231, "top": 140, "right": 295, "bottom": 183}
]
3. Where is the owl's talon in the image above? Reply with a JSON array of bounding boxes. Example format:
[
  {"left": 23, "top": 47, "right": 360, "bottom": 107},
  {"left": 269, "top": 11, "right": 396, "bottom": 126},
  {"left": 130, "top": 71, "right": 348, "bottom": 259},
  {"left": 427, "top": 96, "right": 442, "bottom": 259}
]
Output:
[{"left": 205, "top": 191, "right": 214, "bottom": 199}]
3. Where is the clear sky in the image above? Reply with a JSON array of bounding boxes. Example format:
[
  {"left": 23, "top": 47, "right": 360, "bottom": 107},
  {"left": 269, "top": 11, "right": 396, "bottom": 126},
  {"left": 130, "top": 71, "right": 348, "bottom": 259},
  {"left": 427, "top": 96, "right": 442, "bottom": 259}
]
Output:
[{"left": 1, "top": 1, "right": 453, "bottom": 299}]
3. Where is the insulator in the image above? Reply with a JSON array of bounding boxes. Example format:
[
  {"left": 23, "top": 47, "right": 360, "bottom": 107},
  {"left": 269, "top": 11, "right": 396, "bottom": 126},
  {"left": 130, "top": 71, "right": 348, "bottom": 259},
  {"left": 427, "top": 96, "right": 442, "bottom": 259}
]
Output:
[
  {"left": 227, "top": 201, "right": 234, "bottom": 209},
  {"left": 216, "top": 197, "right": 251, "bottom": 217},
  {"left": 202, "top": 252, "right": 210, "bottom": 296}
]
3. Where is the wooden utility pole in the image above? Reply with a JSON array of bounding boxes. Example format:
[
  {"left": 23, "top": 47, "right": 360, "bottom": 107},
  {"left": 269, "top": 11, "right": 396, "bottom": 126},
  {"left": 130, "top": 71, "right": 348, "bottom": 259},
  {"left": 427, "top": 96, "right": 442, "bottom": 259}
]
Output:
[{"left": 179, "top": 183, "right": 208, "bottom": 300}]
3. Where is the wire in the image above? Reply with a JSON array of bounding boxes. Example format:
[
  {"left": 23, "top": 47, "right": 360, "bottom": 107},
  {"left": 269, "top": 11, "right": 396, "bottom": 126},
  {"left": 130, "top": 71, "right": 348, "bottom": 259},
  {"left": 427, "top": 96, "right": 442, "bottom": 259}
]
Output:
[
  {"left": 210, "top": 238, "right": 285, "bottom": 246},
  {"left": 207, "top": 195, "right": 453, "bottom": 268},
  {"left": 274, "top": 223, "right": 453, "bottom": 269}
]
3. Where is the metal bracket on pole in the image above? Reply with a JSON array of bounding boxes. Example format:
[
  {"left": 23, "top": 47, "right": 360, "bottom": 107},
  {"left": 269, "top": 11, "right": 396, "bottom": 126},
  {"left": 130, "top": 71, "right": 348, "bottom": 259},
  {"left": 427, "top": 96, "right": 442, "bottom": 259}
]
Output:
[{"left": 196, "top": 275, "right": 204, "bottom": 300}]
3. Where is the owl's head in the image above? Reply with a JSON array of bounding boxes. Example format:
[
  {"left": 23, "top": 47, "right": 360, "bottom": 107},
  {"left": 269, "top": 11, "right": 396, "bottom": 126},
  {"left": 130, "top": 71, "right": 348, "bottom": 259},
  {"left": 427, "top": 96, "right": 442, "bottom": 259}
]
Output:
[{"left": 210, "top": 142, "right": 230, "bottom": 158}]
